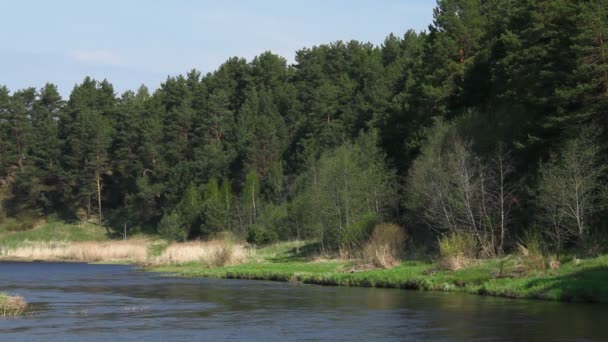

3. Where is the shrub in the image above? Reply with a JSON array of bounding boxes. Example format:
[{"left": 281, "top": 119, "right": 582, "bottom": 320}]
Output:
[
  {"left": 2, "top": 214, "right": 39, "bottom": 232},
  {"left": 158, "top": 211, "right": 188, "bottom": 242},
  {"left": 438, "top": 232, "right": 478, "bottom": 270},
  {"left": 517, "top": 230, "right": 547, "bottom": 272},
  {"left": 256, "top": 203, "right": 290, "bottom": 240},
  {"left": 0, "top": 293, "right": 27, "bottom": 317},
  {"left": 362, "top": 223, "right": 407, "bottom": 268},
  {"left": 341, "top": 213, "right": 377, "bottom": 250},
  {"left": 246, "top": 225, "right": 279, "bottom": 245}
]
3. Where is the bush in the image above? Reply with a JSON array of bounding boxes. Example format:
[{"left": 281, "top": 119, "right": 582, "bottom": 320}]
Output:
[
  {"left": 256, "top": 203, "right": 289, "bottom": 240},
  {"left": 341, "top": 213, "right": 377, "bottom": 250},
  {"left": 246, "top": 225, "right": 279, "bottom": 245},
  {"left": 363, "top": 223, "right": 407, "bottom": 268},
  {"left": 157, "top": 212, "right": 188, "bottom": 242},
  {"left": 1, "top": 213, "right": 39, "bottom": 232},
  {"left": 0, "top": 293, "right": 27, "bottom": 317},
  {"left": 438, "top": 233, "right": 478, "bottom": 270},
  {"left": 517, "top": 229, "right": 547, "bottom": 272}
]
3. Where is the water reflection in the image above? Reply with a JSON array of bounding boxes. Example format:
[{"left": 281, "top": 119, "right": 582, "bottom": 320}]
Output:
[{"left": 0, "top": 262, "right": 606, "bottom": 341}]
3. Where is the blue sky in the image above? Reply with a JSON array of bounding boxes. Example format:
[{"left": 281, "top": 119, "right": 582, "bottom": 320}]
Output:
[{"left": 0, "top": 1, "right": 435, "bottom": 97}]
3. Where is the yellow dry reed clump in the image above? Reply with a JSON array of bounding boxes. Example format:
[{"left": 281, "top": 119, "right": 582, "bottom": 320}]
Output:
[
  {"left": 438, "top": 233, "right": 478, "bottom": 270},
  {"left": 362, "top": 223, "right": 407, "bottom": 269},
  {"left": 2, "top": 239, "right": 247, "bottom": 266},
  {"left": 5, "top": 240, "right": 148, "bottom": 262},
  {"left": 150, "top": 240, "right": 247, "bottom": 266},
  {"left": 0, "top": 293, "right": 27, "bottom": 317}
]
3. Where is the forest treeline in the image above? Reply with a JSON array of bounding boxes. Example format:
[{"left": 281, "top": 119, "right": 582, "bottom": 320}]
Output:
[{"left": 1, "top": 0, "right": 607, "bottom": 256}]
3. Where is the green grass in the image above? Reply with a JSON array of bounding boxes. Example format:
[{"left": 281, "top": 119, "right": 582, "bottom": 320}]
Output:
[
  {"left": 149, "top": 241, "right": 608, "bottom": 303},
  {"left": 147, "top": 240, "right": 170, "bottom": 257},
  {"left": 0, "top": 220, "right": 109, "bottom": 249}
]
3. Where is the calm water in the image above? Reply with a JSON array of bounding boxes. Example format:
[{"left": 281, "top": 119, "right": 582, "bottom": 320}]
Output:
[{"left": 0, "top": 262, "right": 607, "bottom": 341}]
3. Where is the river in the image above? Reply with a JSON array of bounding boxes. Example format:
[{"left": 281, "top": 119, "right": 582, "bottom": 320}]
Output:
[{"left": 0, "top": 262, "right": 606, "bottom": 341}]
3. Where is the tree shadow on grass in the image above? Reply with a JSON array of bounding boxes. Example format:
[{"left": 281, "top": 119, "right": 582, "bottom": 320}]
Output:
[
  {"left": 519, "top": 266, "right": 608, "bottom": 302},
  {"left": 267, "top": 242, "right": 323, "bottom": 263}
]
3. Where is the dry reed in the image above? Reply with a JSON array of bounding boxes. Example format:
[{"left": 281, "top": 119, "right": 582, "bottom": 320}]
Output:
[
  {"left": 438, "top": 233, "right": 478, "bottom": 270},
  {"left": 151, "top": 240, "right": 247, "bottom": 266},
  {"left": 4, "top": 240, "right": 148, "bottom": 262},
  {"left": 1, "top": 239, "right": 247, "bottom": 266},
  {"left": 362, "top": 223, "right": 407, "bottom": 269},
  {"left": 0, "top": 294, "right": 27, "bottom": 317}
]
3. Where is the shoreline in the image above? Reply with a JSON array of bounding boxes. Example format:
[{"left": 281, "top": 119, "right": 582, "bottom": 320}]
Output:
[
  {"left": 1, "top": 254, "right": 606, "bottom": 304},
  {"left": 1, "top": 237, "right": 607, "bottom": 304},
  {"left": 147, "top": 254, "right": 608, "bottom": 304}
]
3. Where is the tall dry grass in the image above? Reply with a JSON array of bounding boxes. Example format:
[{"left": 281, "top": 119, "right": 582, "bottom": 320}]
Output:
[
  {"left": 362, "top": 223, "right": 407, "bottom": 268},
  {"left": 1, "top": 239, "right": 247, "bottom": 266},
  {"left": 0, "top": 294, "right": 27, "bottom": 317},
  {"left": 150, "top": 240, "right": 247, "bottom": 266},
  {"left": 438, "top": 232, "right": 478, "bottom": 270},
  {"left": 3, "top": 240, "right": 148, "bottom": 262}
]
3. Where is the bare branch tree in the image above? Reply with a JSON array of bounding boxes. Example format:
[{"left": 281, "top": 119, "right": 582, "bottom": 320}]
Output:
[
  {"left": 407, "top": 119, "right": 521, "bottom": 256},
  {"left": 536, "top": 129, "right": 606, "bottom": 253}
]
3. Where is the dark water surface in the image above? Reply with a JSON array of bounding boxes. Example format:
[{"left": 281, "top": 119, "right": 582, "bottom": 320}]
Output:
[{"left": 0, "top": 262, "right": 607, "bottom": 341}]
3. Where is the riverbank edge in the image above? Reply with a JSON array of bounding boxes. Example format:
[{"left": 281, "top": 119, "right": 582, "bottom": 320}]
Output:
[
  {"left": 1, "top": 254, "right": 606, "bottom": 304},
  {"left": 147, "top": 255, "right": 608, "bottom": 304},
  {"left": 1, "top": 227, "right": 606, "bottom": 304}
]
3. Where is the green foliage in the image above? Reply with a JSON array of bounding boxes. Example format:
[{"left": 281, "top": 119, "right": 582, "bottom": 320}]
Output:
[
  {"left": 176, "top": 183, "right": 203, "bottom": 237},
  {"left": 0, "top": 220, "right": 108, "bottom": 249},
  {"left": 0, "top": 214, "right": 38, "bottom": 232},
  {"left": 200, "top": 178, "right": 223, "bottom": 235},
  {"left": 341, "top": 213, "right": 377, "bottom": 251},
  {"left": 302, "top": 131, "right": 396, "bottom": 250},
  {"left": 157, "top": 211, "right": 188, "bottom": 242},
  {"left": 256, "top": 202, "right": 289, "bottom": 240},
  {"left": 246, "top": 225, "right": 279, "bottom": 245}
]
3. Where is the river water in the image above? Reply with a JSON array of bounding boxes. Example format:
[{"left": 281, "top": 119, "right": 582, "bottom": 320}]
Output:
[{"left": 0, "top": 262, "right": 607, "bottom": 341}]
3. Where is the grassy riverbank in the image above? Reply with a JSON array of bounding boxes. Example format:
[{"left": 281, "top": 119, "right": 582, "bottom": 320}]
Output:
[
  {"left": 150, "top": 241, "right": 608, "bottom": 303},
  {"left": 2, "top": 222, "right": 608, "bottom": 303},
  {"left": 0, "top": 293, "right": 27, "bottom": 317}
]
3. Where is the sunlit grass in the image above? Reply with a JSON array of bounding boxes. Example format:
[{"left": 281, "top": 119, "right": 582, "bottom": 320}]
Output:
[
  {"left": 0, "top": 220, "right": 108, "bottom": 249},
  {"left": 149, "top": 242, "right": 608, "bottom": 303}
]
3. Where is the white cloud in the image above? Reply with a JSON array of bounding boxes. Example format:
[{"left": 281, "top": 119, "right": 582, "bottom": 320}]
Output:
[{"left": 68, "top": 49, "right": 127, "bottom": 66}]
